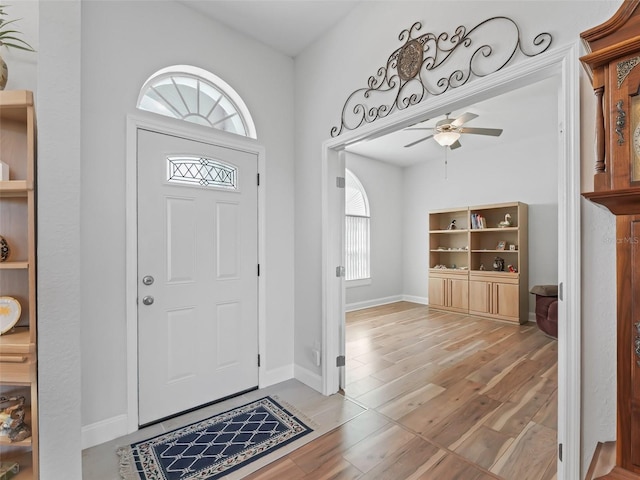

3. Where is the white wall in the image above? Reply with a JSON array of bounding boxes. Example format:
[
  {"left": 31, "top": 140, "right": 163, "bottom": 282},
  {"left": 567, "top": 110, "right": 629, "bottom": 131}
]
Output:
[
  {"left": 38, "top": 2, "right": 82, "bottom": 478},
  {"left": 80, "top": 0, "right": 296, "bottom": 435},
  {"left": 293, "top": 1, "right": 620, "bottom": 477},
  {"left": 345, "top": 153, "right": 404, "bottom": 309},
  {"left": 403, "top": 78, "right": 559, "bottom": 314},
  {"left": 581, "top": 197, "right": 617, "bottom": 469}
]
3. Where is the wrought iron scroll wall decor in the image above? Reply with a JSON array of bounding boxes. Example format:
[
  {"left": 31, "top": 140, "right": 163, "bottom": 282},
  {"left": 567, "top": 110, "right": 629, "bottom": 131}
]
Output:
[{"left": 330, "top": 18, "right": 552, "bottom": 137}]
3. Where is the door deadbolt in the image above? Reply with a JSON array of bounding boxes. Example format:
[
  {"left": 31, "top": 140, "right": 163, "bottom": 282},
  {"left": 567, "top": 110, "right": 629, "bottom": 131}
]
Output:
[
  {"left": 142, "top": 275, "right": 154, "bottom": 286},
  {"left": 142, "top": 296, "right": 154, "bottom": 306}
]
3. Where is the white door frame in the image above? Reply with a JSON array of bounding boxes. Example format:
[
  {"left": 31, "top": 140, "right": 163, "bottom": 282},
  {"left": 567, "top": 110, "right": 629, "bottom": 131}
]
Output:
[
  {"left": 125, "top": 112, "right": 267, "bottom": 432},
  {"left": 321, "top": 43, "right": 581, "bottom": 480}
]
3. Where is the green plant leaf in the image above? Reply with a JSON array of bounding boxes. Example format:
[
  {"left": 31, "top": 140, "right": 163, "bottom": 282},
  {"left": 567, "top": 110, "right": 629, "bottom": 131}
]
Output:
[
  {"left": 0, "top": 18, "right": 21, "bottom": 29},
  {"left": 0, "top": 34, "right": 34, "bottom": 47},
  {"left": 0, "top": 41, "right": 34, "bottom": 52},
  {"left": 0, "top": 5, "right": 34, "bottom": 53},
  {"left": 0, "top": 29, "right": 26, "bottom": 38}
]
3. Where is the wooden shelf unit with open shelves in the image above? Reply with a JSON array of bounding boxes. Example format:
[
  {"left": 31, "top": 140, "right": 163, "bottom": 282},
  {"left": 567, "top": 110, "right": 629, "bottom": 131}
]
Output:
[
  {"left": 428, "top": 202, "right": 528, "bottom": 324},
  {"left": 0, "top": 90, "right": 38, "bottom": 479}
]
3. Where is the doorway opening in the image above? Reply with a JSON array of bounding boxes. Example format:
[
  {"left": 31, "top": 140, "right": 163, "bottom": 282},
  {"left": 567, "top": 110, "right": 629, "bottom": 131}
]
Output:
[
  {"left": 338, "top": 74, "right": 560, "bottom": 480},
  {"left": 321, "top": 44, "right": 580, "bottom": 480}
]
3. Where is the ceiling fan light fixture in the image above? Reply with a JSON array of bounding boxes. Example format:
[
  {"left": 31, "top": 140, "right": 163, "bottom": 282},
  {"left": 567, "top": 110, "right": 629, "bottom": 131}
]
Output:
[{"left": 433, "top": 131, "right": 461, "bottom": 146}]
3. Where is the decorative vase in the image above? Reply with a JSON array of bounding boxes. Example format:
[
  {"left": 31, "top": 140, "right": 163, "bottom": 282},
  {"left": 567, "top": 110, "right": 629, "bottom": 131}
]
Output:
[
  {"left": 0, "top": 235, "right": 9, "bottom": 262},
  {"left": 0, "top": 55, "right": 7, "bottom": 90}
]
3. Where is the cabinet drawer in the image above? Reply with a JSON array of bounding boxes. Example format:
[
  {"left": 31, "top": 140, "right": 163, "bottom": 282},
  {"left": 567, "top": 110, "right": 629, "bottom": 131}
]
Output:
[
  {"left": 469, "top": 273, "right": 519, "bottom": 284},
  {"left": 0, "top": 353, "right": 35, "bottom": 383}
]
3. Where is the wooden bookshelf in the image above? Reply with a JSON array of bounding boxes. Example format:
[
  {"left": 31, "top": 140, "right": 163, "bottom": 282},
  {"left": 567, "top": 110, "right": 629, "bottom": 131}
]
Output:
[
  {"left": 0, "top": 90, "right": 38, "bottom": 478},
  {"left": 428, "top": 202, "right": 529, "bottom": 324}
]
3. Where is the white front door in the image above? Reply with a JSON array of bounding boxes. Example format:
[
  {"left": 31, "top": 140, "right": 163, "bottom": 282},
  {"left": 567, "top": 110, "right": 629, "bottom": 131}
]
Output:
[{"left": 137, "top": 128, "right": 258, "bottom": 425}]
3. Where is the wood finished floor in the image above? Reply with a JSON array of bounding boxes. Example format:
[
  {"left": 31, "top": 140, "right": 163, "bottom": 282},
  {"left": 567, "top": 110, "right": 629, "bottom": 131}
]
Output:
[{"left": 246, "top": 302, "right": 558, "bottom": 480}]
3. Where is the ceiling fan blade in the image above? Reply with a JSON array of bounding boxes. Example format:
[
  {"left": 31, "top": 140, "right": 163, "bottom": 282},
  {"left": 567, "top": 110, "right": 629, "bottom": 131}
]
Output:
[
  {"left": 404, "top": 135, "right": 434, "bottom": 148},
  {"left": 459, "top": 127, "right": 503, "bottom": 136},
  {"left": 404, "top": 127, "right": 434, "bottom": 131},
  {"left": 450, "top": 140, "right": 462, "bottom": 150},
  {"left": 451, "top": 112, "right": 479, "bottom": 127}
]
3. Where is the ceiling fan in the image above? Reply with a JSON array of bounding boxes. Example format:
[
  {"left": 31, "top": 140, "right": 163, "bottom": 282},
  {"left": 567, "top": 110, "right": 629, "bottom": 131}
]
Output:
[{"left": 404, "top": 112, "right": 503, "bottom": 149}]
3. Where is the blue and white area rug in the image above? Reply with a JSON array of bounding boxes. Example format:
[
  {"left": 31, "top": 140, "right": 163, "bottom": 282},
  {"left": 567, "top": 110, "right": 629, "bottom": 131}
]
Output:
[{"left": 118, "top": 396, "right": 313, "bottom": 480}]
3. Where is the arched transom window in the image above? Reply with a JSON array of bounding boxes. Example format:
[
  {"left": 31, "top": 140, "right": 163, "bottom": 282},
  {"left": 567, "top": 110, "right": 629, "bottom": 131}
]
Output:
[
  {"left": 345, "top": 169, "right": 370, "bottom": 281},
  {"left": 137, "top": 65, "right": 257, "bottom": 138}
]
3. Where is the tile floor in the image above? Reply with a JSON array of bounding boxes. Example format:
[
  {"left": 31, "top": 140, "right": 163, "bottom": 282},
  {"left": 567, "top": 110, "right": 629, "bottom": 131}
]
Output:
[{"left": 82, "top": 379, "right": 366, "bottom": 479}]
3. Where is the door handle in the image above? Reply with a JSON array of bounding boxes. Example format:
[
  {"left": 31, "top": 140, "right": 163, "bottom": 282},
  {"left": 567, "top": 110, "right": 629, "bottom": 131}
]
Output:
[
  {"left": 487, "top": 283, "right": 491, "bottom": 313},
  {"left": 142, "top": 296, "right": 154, "bottom": 306}
]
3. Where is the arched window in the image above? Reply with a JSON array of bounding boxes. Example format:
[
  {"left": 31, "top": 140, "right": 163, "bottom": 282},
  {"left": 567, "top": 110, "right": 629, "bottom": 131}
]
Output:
[
  {"left": 137, "top": 65, "right": 257, "bottom": 138},
  {"left": 345, "top": 169, "right": 370, "bottom": 281}
]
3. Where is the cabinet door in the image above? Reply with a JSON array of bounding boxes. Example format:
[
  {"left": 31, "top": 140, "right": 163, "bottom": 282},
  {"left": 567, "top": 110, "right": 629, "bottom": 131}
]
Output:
[
  {"left": 428, "top": 277, "right": 446, "bottom": 308},
  {"left": 494, "top": 282, "right": 519, "bottom": 320},
  {"left": 469, "top": 280, "right": 491, "bottom": 314},
  {"left": 449, "top": 278, "right": 469, "bottom": 310}
]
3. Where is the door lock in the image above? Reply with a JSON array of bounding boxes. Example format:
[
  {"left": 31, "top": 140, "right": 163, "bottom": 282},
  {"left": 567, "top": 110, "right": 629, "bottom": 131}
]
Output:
[
  {"left": 142, "top": 275, "right": 154, "bottom": 286},
  {"left": 142, "top": 296, "right": 154, "bottom": 306}
]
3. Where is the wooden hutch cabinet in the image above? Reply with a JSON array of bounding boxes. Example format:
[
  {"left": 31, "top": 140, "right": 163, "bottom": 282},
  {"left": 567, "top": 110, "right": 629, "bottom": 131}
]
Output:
[{"left": 581, "top": 0, "right": 640, "bottom": 476}]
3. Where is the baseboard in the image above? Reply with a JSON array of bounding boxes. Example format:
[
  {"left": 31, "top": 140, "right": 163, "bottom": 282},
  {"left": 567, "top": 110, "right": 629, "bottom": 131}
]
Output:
[
  {"left": 529, "top": 311, "right": 536, "bottom": 322},
  {"left": 294, "top": 364, "right": 323, "bottom": 392},
  {"left": 402, "top": 295, "right": 428, "bottom": 305},
  {"left": 260, "top": 364, "right": 294, "bottom": 388},
  {"left": 345, "top": 295, "right": 403, "bottom": 312},
  {"left": 82, "top": 413, "right": 128, "bottom": 450}
]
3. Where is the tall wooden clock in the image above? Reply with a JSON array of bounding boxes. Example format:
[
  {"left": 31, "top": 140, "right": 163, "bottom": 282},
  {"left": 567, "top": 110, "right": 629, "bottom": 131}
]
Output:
[{"left": 581, "top": 0, "right": 640, "bottom": 475}]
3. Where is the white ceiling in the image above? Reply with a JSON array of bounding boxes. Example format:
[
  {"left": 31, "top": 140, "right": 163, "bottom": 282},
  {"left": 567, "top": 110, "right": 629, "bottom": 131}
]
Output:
[
  {"left": 346, "top": 77, "right": 558, "bottom": 167},
  {"left": 179, "top": 1, "right": 361, "bottom": 57}
]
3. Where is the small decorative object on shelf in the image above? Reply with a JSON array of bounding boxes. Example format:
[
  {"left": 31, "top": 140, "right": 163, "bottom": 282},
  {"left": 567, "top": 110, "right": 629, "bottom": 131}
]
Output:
[
  {"left": 0, "top": 396, "right": 31, "bottom": 443},
  {"left": 0, "top": 160, "right": 7, "bottom": 180},
  {"left": 0, "top": 235, "right": 7, "bottom": 261},
  {"left": 508, "top": 264, "right": 518, "bottom": 273},
  {"left": 479, "top": 263, "right": 485, "bottom": 271},
  {"left": 498, "top": 213, "right": 512, "bottom": 228},
  {"left": 493, "top": 256, "right": 505, "bottom": 271},
  {"left": 447, "top": 219, "right": 456, "bottom": 230},
  {"left": 509, "top": 244, "right": 517, "bottom": 251},
  {"left": 496, "top": 240, "right": 506, "bottom": 251},
  {"left": 0, "top": 461, "right": 19, "bottom": 480}
]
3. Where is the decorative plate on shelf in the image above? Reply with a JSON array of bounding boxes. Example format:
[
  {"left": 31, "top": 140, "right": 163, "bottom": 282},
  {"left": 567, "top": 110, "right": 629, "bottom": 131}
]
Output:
[{"left": 0, "top": 296, "right": 21, "bottom": 335}]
